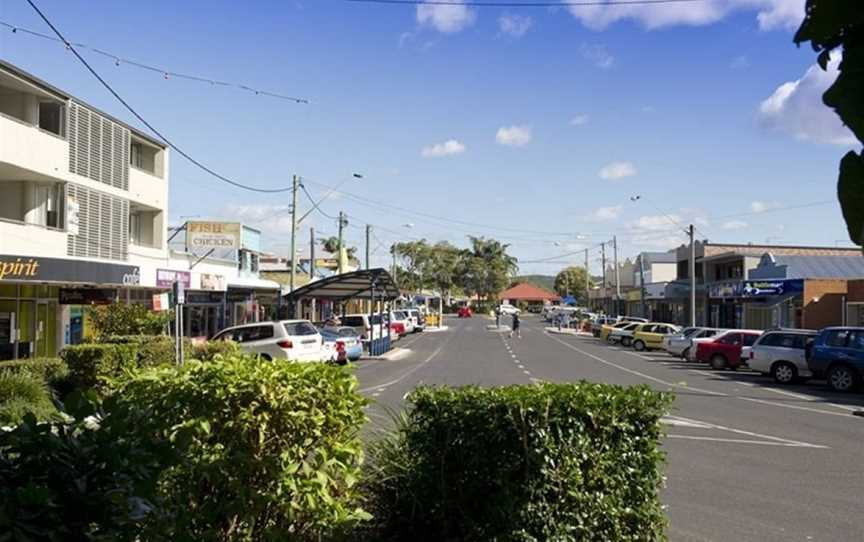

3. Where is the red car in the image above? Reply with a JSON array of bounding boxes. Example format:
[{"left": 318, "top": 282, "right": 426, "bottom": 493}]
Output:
[
  {"left": 457, "top": 306, "right": 473, "bottom": 318},
  {"left": 390, "top": 322, "right": 406, "bottom": 336},
  {"left": 696, "top": 330, "right": 763, "bottom": 370}
]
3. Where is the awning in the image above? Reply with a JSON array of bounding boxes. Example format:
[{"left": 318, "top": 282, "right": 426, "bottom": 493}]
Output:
[
  {"left": 227, "top": 276, "right": 281, "bottom": 291},
  {"left": 282, "top": 268, "right": 399, "bottom": 302}
]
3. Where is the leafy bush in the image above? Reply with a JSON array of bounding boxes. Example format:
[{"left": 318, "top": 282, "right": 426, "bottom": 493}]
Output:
[
  {"left": 101, "top": 334, "right": 181, "bottom": 368},
  {"left": 363, "top": 383, "right": 673, "bottom": 542},
  {"left": 0, "top": 372, "right": 56, "bottom": 426},
  {"left": 86, "top": 304, "right": 171, "bottom": 339},
  {"left": 61, "top": 344, "right": 138, "bottom": 392},
  {"left": 0, "top": 392, "right": 174, "bottom": 541},
  {"left": 189, "top": 339, "right": 242, "bottom": 362},
  {"left": 111, "top": 356, "right": 370, "bottom": 540}
]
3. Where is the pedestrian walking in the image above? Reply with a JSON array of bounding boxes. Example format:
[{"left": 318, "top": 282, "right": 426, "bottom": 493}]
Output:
[
  {"left": 561, "top": 312, "right": 570, "bottom": 331},
  {"left": 510, "top": 312, "right": 521, "bottom": 339},
  {"left": 495, "top": 307, "right": 501, "bottom": 328}
]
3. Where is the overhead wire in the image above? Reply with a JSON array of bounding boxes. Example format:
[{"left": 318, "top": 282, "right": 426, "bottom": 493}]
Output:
[
  {"left": 23, "top": 0, "right": 297, "bottom": 194},
  {"left": 0, "top": 20, "right": 309, "bottom": 104}
]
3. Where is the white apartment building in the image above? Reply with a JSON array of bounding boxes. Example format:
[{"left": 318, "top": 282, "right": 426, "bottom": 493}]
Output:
[{"left": 0, "top": 60, "right": 277, "bottom": 359}]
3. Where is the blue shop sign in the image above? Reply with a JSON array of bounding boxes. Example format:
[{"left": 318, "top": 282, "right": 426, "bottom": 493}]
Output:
[{"left": 742, "top": 279, "right": 803, "bottom": 298}]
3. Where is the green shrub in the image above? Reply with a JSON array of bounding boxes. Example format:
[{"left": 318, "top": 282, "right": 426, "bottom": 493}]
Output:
[
  {"left": 86, "top": 304, "right": 171, "bottom": 339},
  {"left": 189, "top": 339, "right": 242, "bottom": 362},
  {"left": 0, "top": 372, "right": 56, "bottom": 426},
  {"left": 0, "top": 357, "right": 73, "bottom": 401},
  {"left": 111, "top": 356, "right": 370, "bottom": 540},
  {"left": 101, "top": 334, "right": 181, "bottom": 368},
  {"left": 0, "top": 392, "right": 175, "bottom": 541},
  {"left": 60, "top": 344, "right": 138, "bottom": 392},
  {"left": 363, "top": 383, "right": 673, "bottom": 542}
]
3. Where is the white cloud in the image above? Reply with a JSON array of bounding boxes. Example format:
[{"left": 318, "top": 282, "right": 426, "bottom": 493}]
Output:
[
  {"left": 498, "top": 14, "right": 533, "bottom": 37},
  {"left": 417, "top": 0, "right": 476, "bottom": 33},
  {"left": 495, "top": 125, "right": 532, "bottom": 147},
  {"left": 570, "top": 114, "right": 589, "bottom": 126},
  {"left": 566, "top": 1, "right": 803, "bottom": 32},
  {"left": 421, "top": 139, "right": 466, "bottom": 157},
  {"left": 750, "top": 200, "right": 781, "bottom": 213},
  {"left": 722, "top": 219, "right": 749, "bottom": 230},
  {"left": 221, "top": 203, "right": 296, "bottom": 242},
  {"left": 580, "top": 43, "right": 614, "bottom": 69},
  {"left": 598, "top": 161, "right": 637, "bottom": 180},
  {"left": 757, "top": 53, "right": 858, "bottom": 146},
  {"left": 730, "top": 55, "right": 750, "bottom": 69},
  {"left": 589, "top": 205, "right": 622, "bottom": 222},
  {"left": 625, "top": 213, "right": 685, "bottom": 249}
]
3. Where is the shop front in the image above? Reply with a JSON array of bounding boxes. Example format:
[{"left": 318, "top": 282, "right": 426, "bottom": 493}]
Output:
[
  {"left": 709, "top": 279, "right": 804, "bottom": 330},
  {"left": 0, "top": 254, "right": 140, "bottom": 359}
]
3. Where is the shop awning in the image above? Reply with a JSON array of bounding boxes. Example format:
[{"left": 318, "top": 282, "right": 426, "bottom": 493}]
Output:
[{"left": 282, "top": 268, "right": 399, "bottom": 302}]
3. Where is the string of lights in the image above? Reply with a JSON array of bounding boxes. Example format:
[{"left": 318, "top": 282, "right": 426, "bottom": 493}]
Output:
[{"left": 0, "top": 20, "right": 310, "bottom": 104}]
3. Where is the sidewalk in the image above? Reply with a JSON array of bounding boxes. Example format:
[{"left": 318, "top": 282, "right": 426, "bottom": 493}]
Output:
[{"left": 544, "top": 327, "right": 593, "bottom": 337}]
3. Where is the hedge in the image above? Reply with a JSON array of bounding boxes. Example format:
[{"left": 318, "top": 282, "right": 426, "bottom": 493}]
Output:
[
  {"left": 110, "top": 355, "right": 370, "bottom": 540},
  {"left": 60, "top": 344, "right": 138, "bottom": 391},
  {"left": 0, "top": 372, "right": 56, "bottom": 426},
  {"left": 363, "top": 383, "right": 673, "bottom": 542}
]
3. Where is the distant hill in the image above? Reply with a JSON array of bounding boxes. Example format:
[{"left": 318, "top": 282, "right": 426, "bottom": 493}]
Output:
[{"left": 512, "top": 275, "right": 555, "bottom": 292}]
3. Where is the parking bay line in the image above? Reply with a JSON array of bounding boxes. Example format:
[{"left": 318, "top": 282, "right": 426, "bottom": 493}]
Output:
[
  {"left": 546, "top": 333, "right": 852, "bottom": 421},
  {"left": 359, "top": 333, "right": 455, "bottom": 394},
  {"left": 663, "top": 415, "right": 827, "bottom": 448}
]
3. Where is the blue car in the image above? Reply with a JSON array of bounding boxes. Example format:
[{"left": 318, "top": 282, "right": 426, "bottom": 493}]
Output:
[
  {"left": 319, "top": 326, "right": 363, "bottom": 362},
  {"left": 806, "top": 326, "right": 864, "bottom": 392}
]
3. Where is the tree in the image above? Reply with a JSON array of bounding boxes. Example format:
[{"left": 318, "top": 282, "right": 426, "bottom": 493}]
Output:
[
  {"left": 794, "top": 2, "right": 864, "bottom": 248},
  {"left": 553, "top": 266, "right": 593, "bottom": 304},
  {"left": 322, "top": 237, "right": 358, "bottom": 261},
  {"left": 422, "top": 242, "right": 462, "bottom": 319},
  {"left": 392, "top": 240, "right": 430, "bottom": 293},
  {"left": 456, "top": 237, "right": 518, "bottom": 306}
]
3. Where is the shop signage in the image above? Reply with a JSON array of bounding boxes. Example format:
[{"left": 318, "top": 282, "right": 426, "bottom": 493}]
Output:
[
  {"left": 742, "top": 279, "right": 803, "bottom": 298},
  {"left": 200, "top": 273, "right": 226, "bottom": 291},
  {"left": 186, "top": 221, "right": 241, "bottom": 251},
  {"left": 0, "top": 255, "right": 139, "bottom": 286},
  {"left": 709, "top": 281, "right": 743, "bottom": 299},
  {"left": 153, "top": 293, "right": 170, "bottom": 312},
  {"left": 227, "top": 288, "right": 253, "bottom": 302},
  {"left": 156, "top": 269, "right": 191, "bottom": 288},
  {"left": 59, "top": 288, "right": 117, "bottom": 305},
  {"left": 186, "top": 291, "right": 225, "bottom": 305}
]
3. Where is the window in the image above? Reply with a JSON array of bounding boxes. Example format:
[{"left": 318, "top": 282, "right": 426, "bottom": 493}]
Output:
[
  {"left": 743, "top": 334, "right": 760, "bottom": 347},
  {"left": 719, "top": 333, "right": 740, "bottom": 345},
  {"left": 38, "top": 102, "right": 63, "bottom": 136},
  {"left": 342, "top": 316, "right": 365, "bottom": 328},
  {"left": 129, "top": 212, "right": 141, "bottom": 245},
  {"left": 825, "top": 330, "right": 850, "bottom": 348},
  {"left": 284, "top": 322, "right": 318, "bottom": 336},
  {"left": 240, "top": 325, "right": 274, "bottom": 342},
  {"left": 792, "top": 335, "right": 813, "bottom": 350},
  {"left": 44, "top": 184, "right": 63, "bottom": 229}
]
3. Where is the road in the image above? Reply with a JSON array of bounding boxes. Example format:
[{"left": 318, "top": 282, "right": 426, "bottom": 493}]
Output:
[{"left": 353, "top": 315, "right": 864, "bottom": 542}]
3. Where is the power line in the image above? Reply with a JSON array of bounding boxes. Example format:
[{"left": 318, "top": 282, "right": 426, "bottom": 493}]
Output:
[
  {"left": 23, "top": 0, "right": 295, "bottom": 194},
  {"left": 345, "top": 0, "right": 705, "bottom": 6},
  {"left": 0, "top": 20, "right": 309, "bottom": 104}
]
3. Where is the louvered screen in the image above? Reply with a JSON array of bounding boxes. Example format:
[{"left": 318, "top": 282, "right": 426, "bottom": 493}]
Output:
[
  {"left": 67, "top": 102, "right": 129, "bottom": 190},
  {"left": 66, "top": 183, "right": 129, "bottom": 262}
]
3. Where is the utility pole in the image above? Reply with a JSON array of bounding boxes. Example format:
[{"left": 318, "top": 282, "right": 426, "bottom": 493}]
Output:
[
  {"left": 584, "top": 248, "right": 590, "bottom": 309},
  {"left": 289, "top": 174, "right": 300, "bottom": 295},
  {"left": 689, "top": 224, "right": 696, "bottom": 327},
  {"left": 639, "top": 254, "right": 647, "bottom": 319},
  {"left": 365, "top": 224, "right": 371, "bottom": 270},
  {"left": 613, "top": 235, "right": 620, "bottom": 316},
  {"left": 601, "top": 242, "right": 607, "bottom": 315},
  {"left": 310, "top": 227, "right": 316, "bottom": 321},
  {"left": 337, "top": 211, "right": 346, "bottom": 275}
]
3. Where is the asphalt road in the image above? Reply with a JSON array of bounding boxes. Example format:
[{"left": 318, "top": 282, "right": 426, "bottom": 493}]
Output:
[{"left": 354, "top": 315, "right": 864, "bottom": 542}]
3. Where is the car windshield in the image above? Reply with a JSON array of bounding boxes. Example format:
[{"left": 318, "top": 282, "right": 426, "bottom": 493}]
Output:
[
  {"left": 283, "top": 322, "right": 318, "bottom": 336},
  {"left": 342, "top": 316, "right": 365, "bottom": 327},
  {"left": 337, "top": 327, "right": 359, "bottom": 338}
]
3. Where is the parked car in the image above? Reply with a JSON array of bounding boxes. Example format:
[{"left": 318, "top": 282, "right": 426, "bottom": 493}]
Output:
[
  {"left": 599, "top": 321, "right": 633, "bottom": 342},
  {"left": 695, "top": 329, "right": 763, "bottom": 370},
  {"left": 212, "top": 320, "right": 331, "bottom": 362},
  {"left": 541, "top": 305, "right": 561, "bottom": 321},
  {"left": 406, "top": 309, "right": 425, "bottom": 332},
  {"left": 391, "top": 311, "right": 415, "bottom": 335},
  {"left": 748, "top": 328, "right": 818, "bottom": 384},
  {"left": 457, "top": 306, "right": 473, "bottom": 318},
  {"left": 607, "top": 322, "right": 642, "bottom": 346},
  {"left": 342, "top": 314, "right": 389, "bottom": 343},
  {"left": 591, "top": 317, "right": 618, "bottom": 337},
  {"left": 319, "top": 325, "right": 363, "bottom": 362},
  {"left": 499, "top": 304, "right": 520, "bottom": 316},
  {"left": 665, "top": 328, "right": 723, "bottom": 359},
  {"left": 618, "top": 316, "right": 649, "bottom": 324},
  {"left": 631, "top": 323, "right": 682, "bottom": 351},
  {"left": 806, "top": 326, "right": 864, "bottom": 392}
]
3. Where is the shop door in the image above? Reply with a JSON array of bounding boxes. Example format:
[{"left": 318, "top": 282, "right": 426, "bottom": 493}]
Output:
[
  {"left": 35, "top": 302, "right": 56, "bottom": 358},
  {"left": 17, "top": 300, "right": 35, "bottom": 359},
  {"left": 0, "top": 301, "right": 15, "bottom": 360}
]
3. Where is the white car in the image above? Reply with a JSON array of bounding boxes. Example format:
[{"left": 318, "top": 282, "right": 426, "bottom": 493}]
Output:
[
  {"left": 391, "top": 310, "right": 416, "bottom": 335},
  {"left": 342, "top": 314, "right": 390, "bottom": 343},
  {"left": 406, "top": 309, "right": 425, "bottom": 332},
  {"left": 665, "top": 328, "right": 723, "bottom": 358},
  {"left": 499, "top": 304, "right": 520, "bottom": 316},
  {"left": 748, "top": 329, "right": 818, "bottom": 384},
  {"left": 607, "top": 322, "right": 642, "bottom": 346},
  {"left": 212, "top": 320, "right": 332, "bottom": 362}
]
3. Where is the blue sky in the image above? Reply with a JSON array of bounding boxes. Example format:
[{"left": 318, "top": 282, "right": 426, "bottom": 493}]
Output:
[{"left": 1, "top": 0, "right": 859, "bottom": 274}]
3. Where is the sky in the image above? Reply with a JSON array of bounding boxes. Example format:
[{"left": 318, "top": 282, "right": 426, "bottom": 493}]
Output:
[{"left": 1, "top": 0, "right": 860, "bottom": 275}]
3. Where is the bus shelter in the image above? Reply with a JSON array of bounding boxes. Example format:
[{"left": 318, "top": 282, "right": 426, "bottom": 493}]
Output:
[{"left": 282, "top": 268, "right": 399, "bottom": 355}]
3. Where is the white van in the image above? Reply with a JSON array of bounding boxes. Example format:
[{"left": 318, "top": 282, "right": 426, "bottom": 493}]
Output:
[{"left": 212, "top": 320, "right": 332, "bottom": 362}]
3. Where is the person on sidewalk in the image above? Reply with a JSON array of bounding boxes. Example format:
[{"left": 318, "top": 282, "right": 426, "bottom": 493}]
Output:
[
  {"left": 510, "top": 312, "right": 521, "bottom": 339},
  {"left": 560, "top": 312, "right": 570, "bottom": 332},
  {"left": 495, "top": 307, "right": 502, "bottom": 328}
]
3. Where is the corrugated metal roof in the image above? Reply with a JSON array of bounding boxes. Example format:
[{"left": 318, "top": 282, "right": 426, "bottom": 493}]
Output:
[{"left": 756, "top": 255, "right": 864, "bottom": 279}]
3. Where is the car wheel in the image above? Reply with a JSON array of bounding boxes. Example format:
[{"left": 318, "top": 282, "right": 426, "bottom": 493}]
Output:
[
  {"left": 260, "top": 354, "right": 273, "bottom": 362},
  {"left": 771, "top": 361, "right": 798, "bottom": 384},
  {"left": 827, "top": 364, "right": 859, "bottom": 393},
  {"left": 621, "top": 337, "right": 632, "bottom": 347},
  {"left": 607, "top": 335, "right": 616, "bottom": 344},
  {"left": 682, "top": 347, "right": 690, "bottom": 361},
  {"left": 633, "top": 340, "right": 646, "bottom": 351},
  {"left": 710, "top": 354, "right": 728, "bottom": 370}
]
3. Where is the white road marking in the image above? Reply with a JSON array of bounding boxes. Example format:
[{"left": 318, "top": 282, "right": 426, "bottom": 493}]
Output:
[
  {"left": 523, "top": 370, "right": 531, "bottom": 375},
  {"left": 739, "top": 397, "right": 853, "bottom": 418},
  {"left": 371, "top": 392, "right": 381, "bottom": 397},
  {"left": 665, "top": 415, "right": 828, "bottom": 449},
  {"left": 666, "top": 435, "right": 826, "bottom": 448},
  {"left": 359, "top": 333, "right": 454, "bottom": 393},
  {"left": 755, "top": 385, "right": 860, "bottom": 412}
]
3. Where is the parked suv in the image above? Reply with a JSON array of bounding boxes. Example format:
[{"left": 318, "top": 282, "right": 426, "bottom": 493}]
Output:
[
  {"left": 212, "top": 320, "right": 331, "bottom": 362},
  {"left": 695, "top": 329, "right": 763, "bottom": 370},
  {"left": 807, "top": 327, "right": 864, "bottom": 392},
  {"left": 749, "top": 329, "right": 818, "bottom": 384}
]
